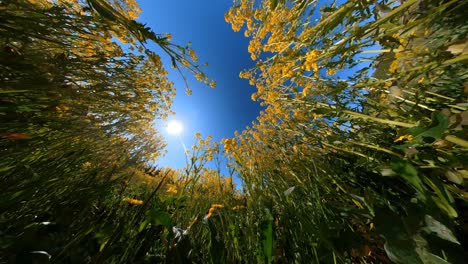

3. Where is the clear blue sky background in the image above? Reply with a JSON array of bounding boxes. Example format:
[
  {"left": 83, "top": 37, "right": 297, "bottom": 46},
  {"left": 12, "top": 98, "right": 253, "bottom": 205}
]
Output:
[{"left": 137, "top": 0, "right": 261, "bottom": 170}]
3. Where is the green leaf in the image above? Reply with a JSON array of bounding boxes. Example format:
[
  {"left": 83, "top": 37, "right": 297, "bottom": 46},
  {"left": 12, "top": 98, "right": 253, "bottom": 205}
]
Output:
[
  {"left": 432, "top": 196, "right": 458, "bottom": 218},
  {"left": 391, "top": 161, "right": 425, "bottom": 195},
  {"left": 375, "top": 208, "right": 424, "bottom": 264},
  {"left": 260, "top": 217, "right": 273, "bottom": 264},
  {"left": 422, "top": 215, "right": 459, "bottom": 245},
  {"left": 148, "top": 209, "right": 172, "bottom": 227},
  {"left": 0, "top": 90, "right": 31, "bottom": 94},
  {"left": 312, "top": 108, "right": 332, "bottom": 115},
  {"left": 270, "top": 0, "right": 278, "bottom": 10},
  {"left": 138, "top": 220, "right": 149, "bottom": 232},
  {"left": 408, "top": 112, "right": 449, "bottom": 140}
]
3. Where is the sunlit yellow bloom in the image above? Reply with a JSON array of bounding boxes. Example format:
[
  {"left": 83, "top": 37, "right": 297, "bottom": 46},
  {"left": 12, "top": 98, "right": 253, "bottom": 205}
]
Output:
[
  {"left": 188, "top": 49, "right": 198, "bottom": 62},
  {"left": 55, "top": 105, "right": 70, "bottom": 112},
  {"left": 204, "top": 212, "right": 213, "bottom": 220},
  {"left": 313, "top": 113, "right": 322, "bottom": 119},
  {"left": 83, "top": 161, "right": 92, "bottom": 169},
  {"left": 251, "top": 92, "right": 258, "bottom": 101},
  {"left": 166, "top": 184, "right": 178, "bottom": 194},
  {"left": 181, "top": 59, "right": 190, "bottom": 67},
  {"left": 222, "top": 138, "right": 237, "bottom": 153},
  {"left": 389, "top": 59, "right": 398, "bottom": 73},
  {"left": 304, "top": 50, "right": 319, "bottom": 73},
  {"left": 211, "top": 204, "right": 224, "bottom": 209},
  {"left": 122, "top": 197, "right": 143, "bottom": 205},
  {"left": 326, "top": 68, "right": 336, "bottom": 76},
  {"left": 302, "top": 87, "right": 310, "bottom": 97},
  {"left": 394, "top": 135, "right": 414, "bottom": 142},
  {"left": 195, "top": 73, "right": 204, "bottom": 81}
]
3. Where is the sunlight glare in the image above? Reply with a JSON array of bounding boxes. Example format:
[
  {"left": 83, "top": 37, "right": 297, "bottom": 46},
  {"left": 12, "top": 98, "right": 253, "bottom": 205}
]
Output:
[{"left": 167, "top": 120, "right": 183, "bottom": 135}]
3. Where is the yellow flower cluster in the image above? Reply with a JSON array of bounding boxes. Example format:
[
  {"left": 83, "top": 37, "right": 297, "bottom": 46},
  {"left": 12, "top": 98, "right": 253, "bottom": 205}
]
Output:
[
  {"left": 239, "top": 70, "right": 252, "bottom": 79},
  {"left": 188, "top": 49, "right": 198, "bottom": 62},
  {"left": 326, "top": 68, "right": 336, "bottom": 76},
  {"left": 222, "top": 138, "right": 237, "bottom": 153},
  {"left": 232, "top": 205, "right": 246, "bottom": 210},
  {"left": 204, "top": 204, "right": 224, "bottom": 220},
  {"left": 394, "top": 135, "right": 414, "bottom": 142},
  {"left": 303, "top": 50, "right": 319, "bottom": 74},
  {"left": 122, "top": 197, "right": 143, "bottom": 205},
  {"left": 224, "top": 0, "right": 253, "bottom": 32},
  {"left": 166, "top": 184, "right": 178, "bottom": 194},
  {"left": 302, "top": 87, "right": 310, "bottom": 97},
  {"left": 247, "top": 38, "right": 262, "bottom": 60}
]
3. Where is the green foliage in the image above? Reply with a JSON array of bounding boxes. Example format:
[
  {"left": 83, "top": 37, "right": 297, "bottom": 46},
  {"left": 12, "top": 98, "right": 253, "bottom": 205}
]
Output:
[{"left": 224, "top": 0, "right": 468, "bottom": 262}]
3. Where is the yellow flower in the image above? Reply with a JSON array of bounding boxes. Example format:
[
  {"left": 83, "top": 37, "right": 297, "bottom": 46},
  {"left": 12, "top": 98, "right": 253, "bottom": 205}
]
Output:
[
  {"left": 313, "top": 113, "right": 322, "bottom": 119},
  {"left": 195, "top": 73, "right": 204, "bottom": 81},
  {"left": 222, "top": 138, "right": 237, "bottom": 153},
  {"left": 302, "top": 87, "right": 310, "bottom": 97},
  {"left": 326, "top": 68, "right": 336, "bottom": 76},
  {"left": 232, "top": 205, "right": 246, "bottom": 210},
  {"left": 55, "top": 105, "right": 70, "bottom": 112},
  {"left": 204, "top": 205, "right": 224, "bottom": 220},
  {"left": 204, "top": 212, "right": 213, "bottom": 220},
  {"left": 122, "top": 197, "right": 144, "bottom": 205},
  {"left": 304, "top": 50, "right": 319, "bottom": 73},
  {"left": 83, "top": 161, "right": 92, "bottom": 169},
  {"left": 166, "top": 184, "right": 178, "bottom": 194},
  {"left": 188, "top": 49, "right": 198, "bottom": 62},
  {"left": 251, "top": 92, "right": 258, "bottom": 101},
  {"left": 394, "top": 135, "right": 414, "bottom": 142},
  {"left": 389, "top": 59, "right": 398, "bottom": 73},
  {"left": 181, "top": 59, "right": 190, "bottom": 67}
]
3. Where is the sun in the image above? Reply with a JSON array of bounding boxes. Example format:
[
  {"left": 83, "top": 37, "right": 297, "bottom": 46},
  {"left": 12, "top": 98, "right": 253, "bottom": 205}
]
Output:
[{"left": 166, "top": 120, "right": 183, "bottom": 135}]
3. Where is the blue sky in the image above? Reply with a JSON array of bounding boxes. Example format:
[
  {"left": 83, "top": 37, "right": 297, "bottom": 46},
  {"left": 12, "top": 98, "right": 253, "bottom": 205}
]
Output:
[{"left": 137, "top": 0, "right": 261, "bottom": 170}]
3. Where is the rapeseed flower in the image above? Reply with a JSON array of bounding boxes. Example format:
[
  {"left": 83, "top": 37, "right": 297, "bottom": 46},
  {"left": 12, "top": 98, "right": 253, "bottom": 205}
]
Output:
[
  {"left": 394, "top": 135, "right": 414, "bottom": 142},
  {"left": 122, "top": 197, "right": 143, "bottom": 205}
]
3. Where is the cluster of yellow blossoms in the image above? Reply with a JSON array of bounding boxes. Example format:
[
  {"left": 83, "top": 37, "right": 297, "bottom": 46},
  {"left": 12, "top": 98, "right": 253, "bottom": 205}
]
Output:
[
  {"left": 222, "top": 138, "right": 237, "bottom": 154},
  {"left": 394, "top": 135, "right": 414, "bottom": 142},
  {"left": 303, "top": 50, "right": 319, "bottom": 75},
  {"left": 204, "top": 204, "right": 224, "bottom": 220},
  {"left": 122, "top": 197, "right": 144, "bottom": 205}
]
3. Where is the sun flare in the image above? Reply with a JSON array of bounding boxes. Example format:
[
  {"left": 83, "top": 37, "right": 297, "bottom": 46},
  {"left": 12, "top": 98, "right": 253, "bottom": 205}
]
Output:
[{"left": 166, "top": 120, "right": 183, "bottom": 135}]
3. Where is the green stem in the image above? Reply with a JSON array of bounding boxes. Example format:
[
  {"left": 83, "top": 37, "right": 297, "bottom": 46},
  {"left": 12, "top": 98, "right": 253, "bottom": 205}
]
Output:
[
  {"left": 342, "top": 110, "right": 415, "bottom": 127},
  {"left": 443, "top": 53, "right": 468, "bottom": 65},
  {"left": 322, "top": 142, "right": 376, "bottom": 161},
  {"left": 348, "top": 141, "right": 403, "bottom": 157},
  {"left": 445, "top": 135, "right": 468, "bottom": 148}
]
